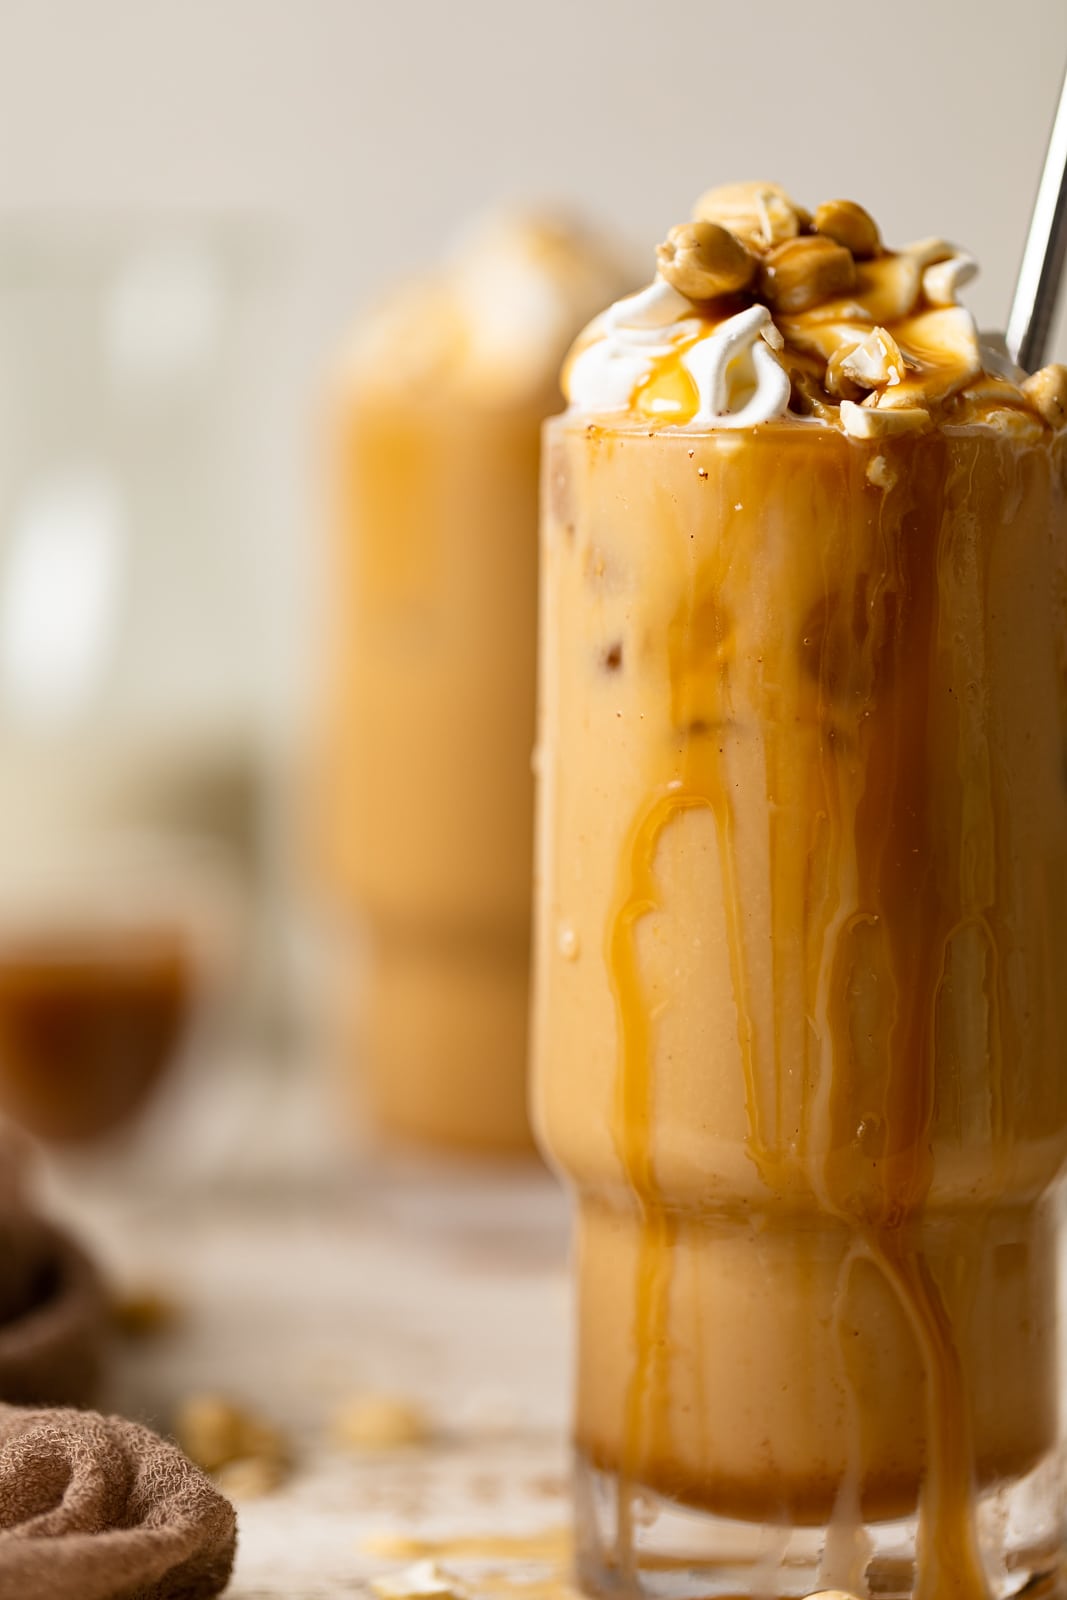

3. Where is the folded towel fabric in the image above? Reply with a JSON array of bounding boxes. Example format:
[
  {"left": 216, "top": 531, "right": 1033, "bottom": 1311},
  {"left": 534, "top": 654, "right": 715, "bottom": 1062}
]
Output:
[{"left": 0, "top": 1403, "right": 237, "bottom": 1599}]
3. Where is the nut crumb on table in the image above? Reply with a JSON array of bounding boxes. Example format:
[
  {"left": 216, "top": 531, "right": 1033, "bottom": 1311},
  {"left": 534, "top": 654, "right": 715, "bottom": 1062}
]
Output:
[
  {"left": 333, "top": 1393, "right": 431, "bottom": 1450},
  {"left": 214, "top": 1453, "right": 288, "bottom": 1500},
  {"left": 110, "top": 1285, "right": 183, "bottom": 1337},
  {"left": 371, "top": 1561, "right": 470, "bottom": 1600},
  {"left": 173, "top": 1392, "right": 292, "bottom": 1496}
]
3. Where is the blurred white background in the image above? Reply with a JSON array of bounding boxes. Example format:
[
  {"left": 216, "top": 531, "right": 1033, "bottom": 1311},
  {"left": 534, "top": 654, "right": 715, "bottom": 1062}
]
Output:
[
  {"left": 0, "top": 0, "right": 1062, "bottom": 727},
  {"left": 0, "top": 0, "right": 1059, "bottom": 1101}
]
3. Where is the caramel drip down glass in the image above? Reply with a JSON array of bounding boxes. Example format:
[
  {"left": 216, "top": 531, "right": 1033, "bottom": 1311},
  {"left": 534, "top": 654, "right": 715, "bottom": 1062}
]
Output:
[{"left": 532, "top": 417, "right": 1067, "bottom": 1600}]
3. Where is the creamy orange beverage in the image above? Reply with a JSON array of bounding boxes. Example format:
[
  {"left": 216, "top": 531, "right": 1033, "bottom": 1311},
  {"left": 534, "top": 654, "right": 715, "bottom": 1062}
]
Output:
[
  {"left": 532, "top": 183, "right": 1067, "bottom": 1599},
  {"left": 319, "top": 215, "right": 627, "bottom": 1152}
]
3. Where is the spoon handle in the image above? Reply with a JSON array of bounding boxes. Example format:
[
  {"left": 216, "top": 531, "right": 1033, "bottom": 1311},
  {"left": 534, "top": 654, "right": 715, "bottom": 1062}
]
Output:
[{"left": 1007, "top": 64, "right": 1067, "bottom": 372}]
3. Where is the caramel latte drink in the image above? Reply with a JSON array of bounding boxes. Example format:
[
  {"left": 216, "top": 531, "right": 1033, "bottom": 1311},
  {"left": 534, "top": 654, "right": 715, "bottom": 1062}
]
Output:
[
  {"left": 532, "top": 184, "right": 1067, "bottom": 1599},
  {"left": 320, "top": 216, "right": 627, "bottom": 1152}
]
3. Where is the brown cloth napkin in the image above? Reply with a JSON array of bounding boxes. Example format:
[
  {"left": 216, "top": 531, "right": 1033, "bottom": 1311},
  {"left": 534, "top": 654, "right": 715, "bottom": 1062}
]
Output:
[
  {"left": 0, "top": 1403, "right": 237, "bottom": 1599},
  {"left": 0, "top": 1127, "right": 106, "bottom": 1406},
  {"left": 0, "top": 1211, "right": 106, "bottom": 1406}
]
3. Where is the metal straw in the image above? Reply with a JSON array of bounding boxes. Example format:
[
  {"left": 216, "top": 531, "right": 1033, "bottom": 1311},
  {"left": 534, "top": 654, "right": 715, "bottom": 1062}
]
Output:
[{"left": 1006, "top": 65, "right": 1067, "bottom": 372}]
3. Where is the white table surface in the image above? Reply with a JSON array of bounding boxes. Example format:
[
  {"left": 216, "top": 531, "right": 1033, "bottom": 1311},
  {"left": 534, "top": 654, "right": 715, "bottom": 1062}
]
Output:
[{"left": 43, "top": 1142, "right": 578, "bottom": 1600}]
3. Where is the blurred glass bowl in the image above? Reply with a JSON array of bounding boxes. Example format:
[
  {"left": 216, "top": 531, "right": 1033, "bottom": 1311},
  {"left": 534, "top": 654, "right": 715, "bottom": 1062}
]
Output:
[{"left": 0, "top": 833, "right": 242, "bottom": 1174}]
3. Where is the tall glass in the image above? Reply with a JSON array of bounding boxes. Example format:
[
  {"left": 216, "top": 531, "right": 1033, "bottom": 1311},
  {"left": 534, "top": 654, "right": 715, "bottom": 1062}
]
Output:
[
  {"left": 315, "top": 215, "right": 628, "bottom": 1155},
  {"left": 532, "top": 415, "right": 1067, "bottom": 1600},
  {"left": 321, "top": 383, "right": 540, "bottom": 1153}
]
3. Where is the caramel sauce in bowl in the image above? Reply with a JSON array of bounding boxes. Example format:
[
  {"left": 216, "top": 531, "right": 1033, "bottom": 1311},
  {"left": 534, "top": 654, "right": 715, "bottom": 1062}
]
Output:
[
  {"left": 0, "top": 835, "right": 238, "bottom": 1153},
  {"left": 0, "top": 925, "right": 192, "bottom": 1143}
]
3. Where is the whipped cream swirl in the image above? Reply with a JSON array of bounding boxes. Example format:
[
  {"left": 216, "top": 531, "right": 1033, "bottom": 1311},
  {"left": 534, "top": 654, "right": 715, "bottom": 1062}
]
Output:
[{"left": 565, "top": 279, "right": 791, "bottom": 428}]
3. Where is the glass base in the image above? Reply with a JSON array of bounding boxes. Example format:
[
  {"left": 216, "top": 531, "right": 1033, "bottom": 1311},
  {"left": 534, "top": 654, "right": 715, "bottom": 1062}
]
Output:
[{"left": 574, "top": 1450, "right": 1066, "bottom": 1600}]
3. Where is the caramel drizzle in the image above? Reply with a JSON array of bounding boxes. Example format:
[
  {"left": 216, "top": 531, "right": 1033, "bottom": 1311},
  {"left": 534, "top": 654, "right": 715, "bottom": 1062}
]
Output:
[
  {"left": 605, "top": 791, "right": 686, "bottom": 1576},
  {"left": 603, "top": 436, "right": 997, "bottom": 1598}
]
